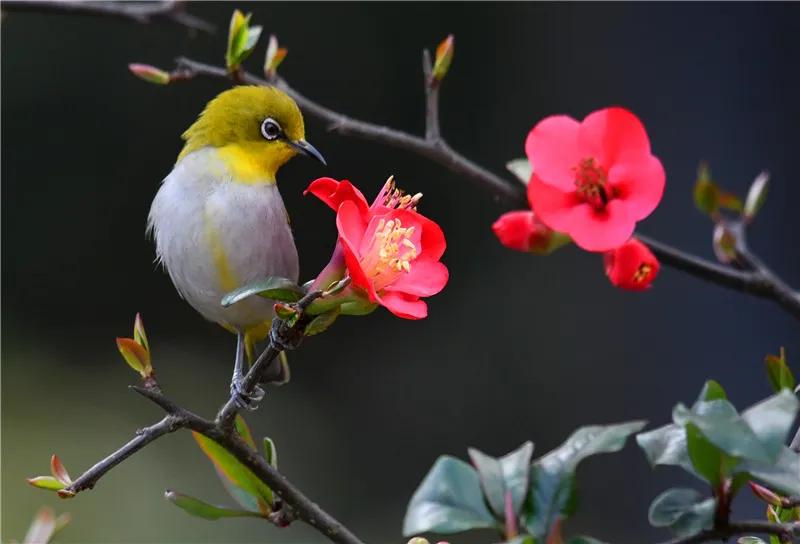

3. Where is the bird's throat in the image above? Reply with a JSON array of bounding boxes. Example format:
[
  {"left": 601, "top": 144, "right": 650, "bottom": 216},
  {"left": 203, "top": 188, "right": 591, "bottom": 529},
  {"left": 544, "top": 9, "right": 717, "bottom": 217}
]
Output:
[{"left": 216, "top": 143, "right": 284, "bottom": 185}]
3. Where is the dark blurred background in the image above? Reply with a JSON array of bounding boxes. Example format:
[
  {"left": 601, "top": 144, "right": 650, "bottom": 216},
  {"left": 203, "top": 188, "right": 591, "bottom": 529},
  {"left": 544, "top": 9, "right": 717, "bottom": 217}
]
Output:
[{"left": 3, "top": 2, "right": 800, "bottom": 542}]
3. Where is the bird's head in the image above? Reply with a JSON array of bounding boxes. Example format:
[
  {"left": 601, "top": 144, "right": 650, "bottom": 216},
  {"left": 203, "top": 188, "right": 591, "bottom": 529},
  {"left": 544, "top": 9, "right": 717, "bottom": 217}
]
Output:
[{"left": 178, "top": 85, "right": 326, "bottom": 183}]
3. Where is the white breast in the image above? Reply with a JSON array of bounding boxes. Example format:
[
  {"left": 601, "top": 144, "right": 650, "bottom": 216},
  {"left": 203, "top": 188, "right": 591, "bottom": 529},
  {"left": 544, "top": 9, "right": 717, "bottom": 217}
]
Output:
[{"left": 147, "top": 147, "right": 299, "bottom": 331}]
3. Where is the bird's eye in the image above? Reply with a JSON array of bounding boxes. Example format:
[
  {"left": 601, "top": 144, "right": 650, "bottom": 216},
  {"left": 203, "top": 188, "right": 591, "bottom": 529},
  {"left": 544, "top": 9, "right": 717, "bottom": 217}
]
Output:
[{"left": 260, "top": 118, "right": 282, "bottom": 141}]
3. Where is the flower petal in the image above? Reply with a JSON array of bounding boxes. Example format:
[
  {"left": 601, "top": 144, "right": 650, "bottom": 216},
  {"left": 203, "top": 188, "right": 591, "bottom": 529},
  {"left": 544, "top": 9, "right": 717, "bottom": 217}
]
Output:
[
  {"left": 376, "top": 291, "right": 428, "bottom": 319},
  {"left": 527, "top": 175, "right": 581, "bottom": 233},
  {"left": 565, "top": 200, "right": 636, "bottom": 252},
  {"left": 578, "top": 107, "right": 651, "bottom": 168},
  {"left": 385, "top": 259, "right": 449, "bottom": 297},
  {"left": 609, "top": 154, "right": 666, "bottom": 221},
  {"left": 335, "top": 201, "right": 373, "bottom": 297},
  {"left": 525, "top": 115, "right": 582, "bottom": 190},
  {"left": 306, "top": 177, "right": 369, "bottom": 216}
]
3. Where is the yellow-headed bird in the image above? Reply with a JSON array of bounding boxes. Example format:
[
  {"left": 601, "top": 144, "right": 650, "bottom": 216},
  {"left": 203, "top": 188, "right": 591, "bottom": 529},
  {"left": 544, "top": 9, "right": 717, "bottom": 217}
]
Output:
[{"left": 147, "top": 86, "right": 325, "bottom": 407}]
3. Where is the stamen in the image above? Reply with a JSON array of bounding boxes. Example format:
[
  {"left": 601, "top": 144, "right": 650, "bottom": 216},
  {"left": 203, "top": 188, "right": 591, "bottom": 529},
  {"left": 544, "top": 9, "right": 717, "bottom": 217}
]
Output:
[{"left": 574, "top": 158, "right": 613, "bottom": 210}]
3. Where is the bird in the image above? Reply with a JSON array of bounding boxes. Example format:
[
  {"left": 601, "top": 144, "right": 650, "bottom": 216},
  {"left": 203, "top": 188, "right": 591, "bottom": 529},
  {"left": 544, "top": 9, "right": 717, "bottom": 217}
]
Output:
[{"left": 147, "top": 85, "right": 326, "bottom": 407}]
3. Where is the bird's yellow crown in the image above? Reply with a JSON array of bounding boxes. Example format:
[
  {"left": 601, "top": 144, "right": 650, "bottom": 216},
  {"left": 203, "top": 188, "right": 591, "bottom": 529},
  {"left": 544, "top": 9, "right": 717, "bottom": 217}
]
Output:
[{"left": 178, "top": 85, "right": 306, "bottom": 183}]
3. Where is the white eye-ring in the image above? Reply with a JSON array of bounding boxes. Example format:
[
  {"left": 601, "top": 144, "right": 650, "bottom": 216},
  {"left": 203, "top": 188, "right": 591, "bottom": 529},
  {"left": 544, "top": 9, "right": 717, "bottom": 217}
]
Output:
[{"left": 260, "top": 118, "right": 282, "bottom": 141}]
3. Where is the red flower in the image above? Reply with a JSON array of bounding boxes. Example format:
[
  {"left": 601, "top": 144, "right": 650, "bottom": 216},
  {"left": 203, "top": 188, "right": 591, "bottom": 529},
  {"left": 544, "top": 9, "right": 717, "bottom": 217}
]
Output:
[
  {"left": 526, "top": 107, "right": 665, "bottom": 252},
  {"left": 603, "top": 238, "right": 660, "bottom": 290},
  {"left": 492, "top": 210, "right": 569, "bottom": 254},
  {"left": 306, "top": 177, "right": 448, "bottom": 319}
]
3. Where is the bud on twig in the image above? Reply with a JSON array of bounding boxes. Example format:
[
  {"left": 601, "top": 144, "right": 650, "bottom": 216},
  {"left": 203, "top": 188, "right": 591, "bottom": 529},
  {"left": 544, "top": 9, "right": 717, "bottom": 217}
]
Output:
[
  {"left": 430, "top": 34, "right": 454, "bottom": 86},
  {"left": 264, "top": 34, "right": 288, "bottom": 81},
  {"left": 116, "top": 313, "right": 154, "bottom": 381},
  {"left": 128, "top": 63, "right": 171, "bottom": 85},
  {"left": 712, "top": 223, "right": 738, "bottom": 264},
  {"left": 226, "top": 9, "right": 262, "bottom": 72}
]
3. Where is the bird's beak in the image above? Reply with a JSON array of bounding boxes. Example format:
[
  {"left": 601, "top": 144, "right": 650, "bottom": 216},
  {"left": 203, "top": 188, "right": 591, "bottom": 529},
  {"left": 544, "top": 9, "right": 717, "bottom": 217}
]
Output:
[{"left": 289, "top": 139, "right": 327, "bottom": 166}]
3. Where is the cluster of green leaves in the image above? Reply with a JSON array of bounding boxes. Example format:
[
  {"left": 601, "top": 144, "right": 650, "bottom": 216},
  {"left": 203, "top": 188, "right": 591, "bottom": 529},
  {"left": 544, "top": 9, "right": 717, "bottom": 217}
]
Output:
[
  {"left": 693, "top": 163, "right": 769, "bottom": 221},
  {"left": 223, "top": 274, "right": 370, "bottom": 337},
  {"left": 27, "top": 454, "right": 75, "bottom": 498},
  {"left": 167, "top": 415, "right": 279, "bottom": 521},
  {"left": 402, "top": 421, "right": 645, "bottom": 543},
  {"left": 226, "top": 10, "right": 262, "bottom": 72},
  {"left": 637, "top": 373, "right": 799, "bottom": 539}
]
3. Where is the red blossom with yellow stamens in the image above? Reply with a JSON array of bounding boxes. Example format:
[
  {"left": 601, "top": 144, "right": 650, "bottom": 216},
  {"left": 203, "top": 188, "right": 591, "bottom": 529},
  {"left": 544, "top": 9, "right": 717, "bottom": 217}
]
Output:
[
  {"left": 306, "top": 177, "right": 448, "bottom": 319},
  {"left": 603, "top": 238, "right": 660, "bottom": 290},
  {"left": 526, "top": 107, "right": 665, "bottom": 252}
]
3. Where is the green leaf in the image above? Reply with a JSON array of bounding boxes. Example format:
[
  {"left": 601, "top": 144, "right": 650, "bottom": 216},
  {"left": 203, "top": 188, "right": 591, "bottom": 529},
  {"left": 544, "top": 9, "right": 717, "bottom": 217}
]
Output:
[
  {"left": 673, "top": 400, "right": 773, "bottom": 464},
  {"left": 222, "top": 276, "right": 304, "bottom": 307},
  {"left": 718, "top": 191, "right": 743, "bottom": 213},
  {"left": 648, "top": 488, "right": 716, "bottom": 538},
  {"left": 697, "top": 380, "right": 727, "bottom": 402},
  {"left": 685, "top": 423, "right": 725, "bottom": 486},
  {"left": 738, "top": 447, "right": 800, "bottom": 496},
  {"left": 234, "top": 415, "right": 256, "bottom": 451},
  {"left": 740, "top": 390, "right": 799, "bottom": 461},
  {"left": 694, "top": 163, "right": 719, "bottom": 215},
  {"left": 523, "top": 421, "right": 646, "bottom": 540},
  {"left": 468, "top": 441, "right": 534, "bottom": 518},
  {"left": 192, "top": 432, "right": 273, "bottom": 514},
  {"left": 26, "top": 476, "right": 65, "bottom": 491},
  {"left": 636, "top": 423, "right": 697, "bottom": 476},
  {"left": 765, "top": 348, "right": 795, "bottom": 392},
  {"left": 165, "top": 490, "right": 263, "bottom": 520},
  {"left": 263, "top": 437, "right": 277, "bottom": 468},
  {"left": 304, "top": 307, "right": 341, "bottom": 336},
  {"left": 402, "top": 456, "right": 498, "bottom": 536},
  {"left": 743, "top": 171, "right": 769, "bottom": 221},
  {"left": 506, "top": 158, "right": 532, "bottom": 184}
]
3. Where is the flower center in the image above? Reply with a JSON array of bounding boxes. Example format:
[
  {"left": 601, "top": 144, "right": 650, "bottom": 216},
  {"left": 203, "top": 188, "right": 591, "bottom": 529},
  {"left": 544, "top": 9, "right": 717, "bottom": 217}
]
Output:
[
  {"left": 360, "top": 217, "right": 418, "bottom": 291},
  {"left": 574, "top": 158, "right": 614, "bottom": 210},
  {"left": 632, "top": 263, "right": 653, "bottom": 283}
]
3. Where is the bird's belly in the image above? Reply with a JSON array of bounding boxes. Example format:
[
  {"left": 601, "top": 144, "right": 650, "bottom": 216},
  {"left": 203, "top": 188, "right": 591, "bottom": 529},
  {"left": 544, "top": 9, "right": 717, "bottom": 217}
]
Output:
[{"left": 149, "top": 149, "right": 299, "bottom": 330}]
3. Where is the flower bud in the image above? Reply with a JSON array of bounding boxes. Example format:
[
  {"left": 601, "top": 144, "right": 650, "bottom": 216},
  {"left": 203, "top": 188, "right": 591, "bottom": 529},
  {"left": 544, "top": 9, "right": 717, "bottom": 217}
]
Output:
[
  {"left": 604, "top": 238, "right": 660, "bottom": 291},
  {"left": 128, "top": 64, "right": 170, "bottom": 85},
  {"left": 748, "top": 481, "right": 782, "bottom": 507},
  {"left": 492, "top": 210, "right": 569, "bottom": 255}
]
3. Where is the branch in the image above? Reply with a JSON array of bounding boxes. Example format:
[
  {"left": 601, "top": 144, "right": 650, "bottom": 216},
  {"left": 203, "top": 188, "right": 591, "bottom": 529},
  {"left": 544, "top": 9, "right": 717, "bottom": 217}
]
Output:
[
  {"left": 57, "top": 309, "right": 365, "bottom": 544},
  {"left": 1, "top": 1, "right": 215, "bottom": 33},
  {"left": 659, "top": 520, "right": 800, "bottom": 544},
  {"left": 167, "top": 56, "right": 800, "bottom": 321},
  {"left": 60, "top": 414, "right": 183, "bottom": 496}
]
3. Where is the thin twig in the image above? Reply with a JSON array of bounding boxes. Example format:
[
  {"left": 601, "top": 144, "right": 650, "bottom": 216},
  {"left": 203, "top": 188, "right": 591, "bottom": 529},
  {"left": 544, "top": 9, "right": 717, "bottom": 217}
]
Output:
[
  {"left": 422, "top": 50, "right": 442, "bottom": 143},
  {"left": 1, "top": 1, "right": 215, "bottom": 33},
  {"left": 61, "top": 415, "right": 182, "bottom": 496},
  {"left": 168, "top": 56, "right": 800, "bottom": 321},
  {"left": 58, "top": 312, "right": 365, "bottom": 544},
  {"left": 659, "top": 520, "right": 800, "bottom": 544}
]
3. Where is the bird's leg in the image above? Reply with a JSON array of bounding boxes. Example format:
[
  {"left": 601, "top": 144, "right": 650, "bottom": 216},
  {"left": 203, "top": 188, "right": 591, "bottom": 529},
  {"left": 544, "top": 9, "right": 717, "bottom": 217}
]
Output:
[{"left": 230, "top": 332, "right": 264, "bottom": 411}]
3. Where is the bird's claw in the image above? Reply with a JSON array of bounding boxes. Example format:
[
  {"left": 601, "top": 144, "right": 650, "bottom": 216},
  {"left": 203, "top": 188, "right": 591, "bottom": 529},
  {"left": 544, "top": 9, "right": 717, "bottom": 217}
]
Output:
[
  {"left": 230, "top": 378, "right": 265, "bottom": 411},
  {"left": 269, "top": 317, "right": 305, "bottom": 352}
]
